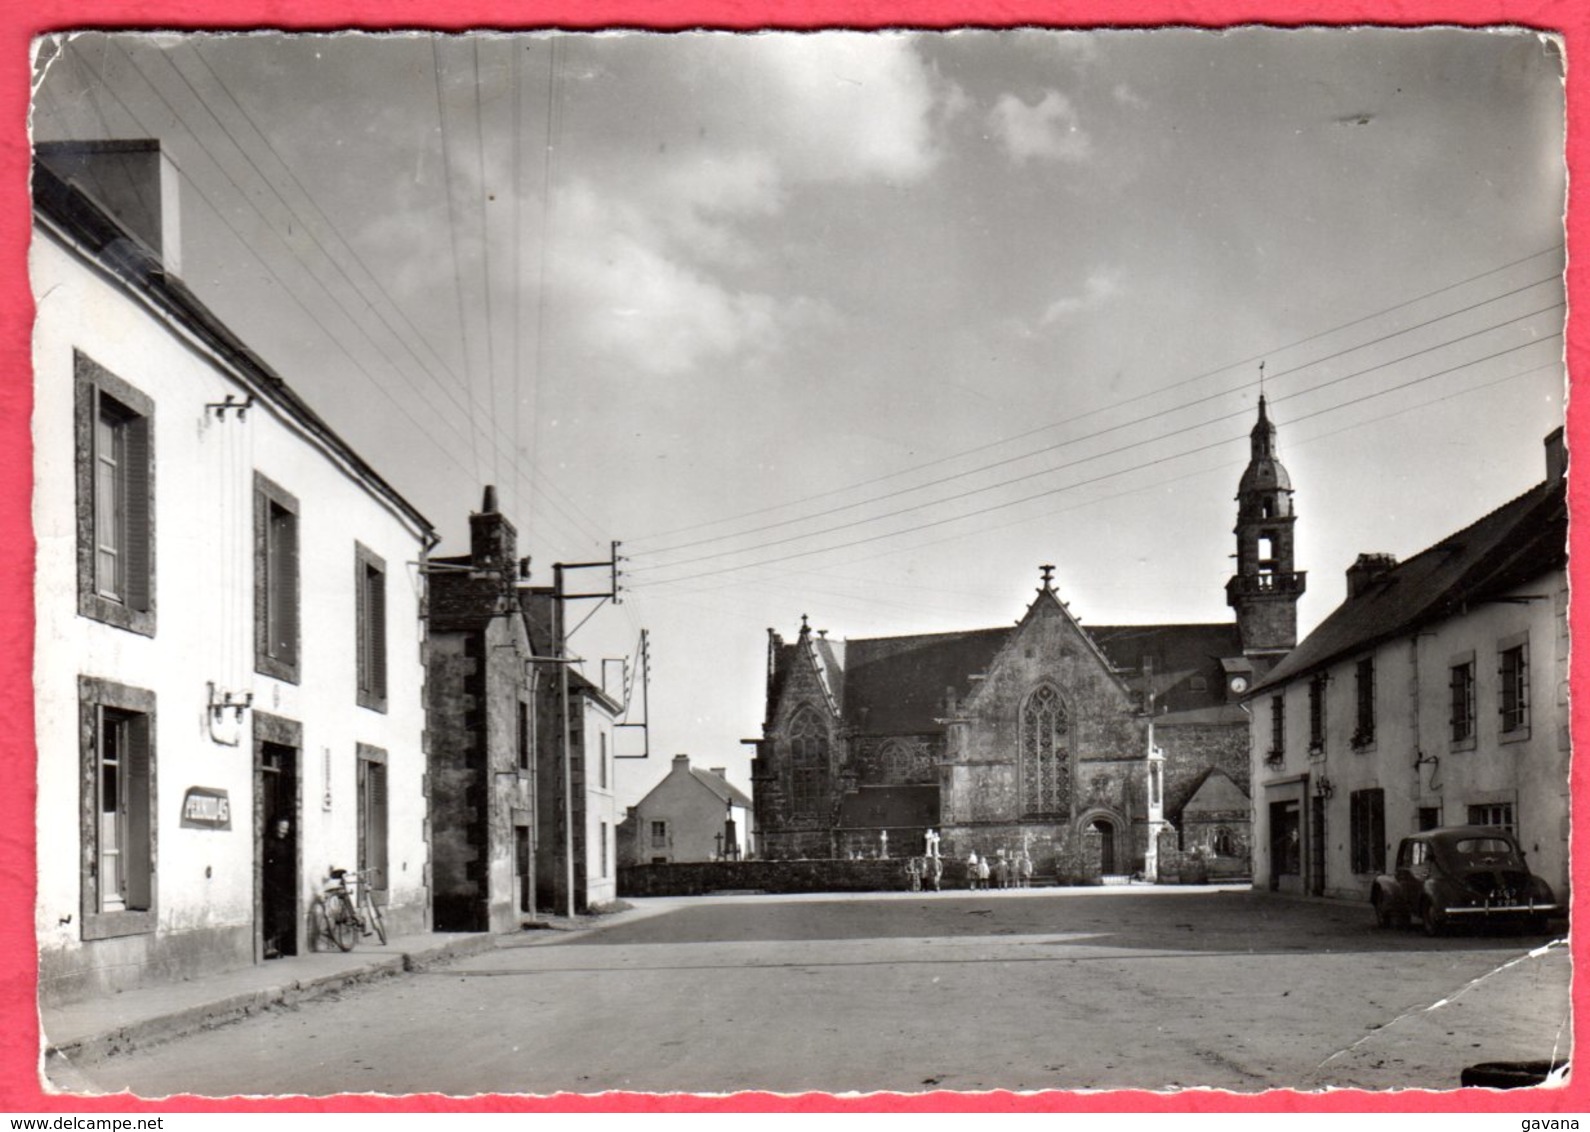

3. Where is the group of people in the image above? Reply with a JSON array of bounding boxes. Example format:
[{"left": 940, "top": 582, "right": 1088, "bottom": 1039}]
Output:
[
  {"left": 904, "top": 854, "right": 945, "bottom": 891},
  {"left": 903, "top": 845, "right": 1035, "bottom": 891},
  {"left": 964, "top": 848, "right": 1034, "bottom": 891}
]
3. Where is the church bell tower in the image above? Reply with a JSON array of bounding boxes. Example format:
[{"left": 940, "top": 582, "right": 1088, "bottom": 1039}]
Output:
[{"left": 1226, "top": 393, "right": 1305, "bottom": 657}]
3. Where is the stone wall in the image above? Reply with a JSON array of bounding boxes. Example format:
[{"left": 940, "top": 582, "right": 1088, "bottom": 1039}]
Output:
[
  {"left": 619, "top": 858, "right": 911, "bottom": 897},
  {"left": 754, "top": 635, "right": 845, "bottom": 858}
]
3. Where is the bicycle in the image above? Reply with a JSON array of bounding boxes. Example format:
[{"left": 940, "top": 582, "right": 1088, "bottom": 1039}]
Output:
[{"left": 319, "top": 866, "right": 387, "bottom": 951}]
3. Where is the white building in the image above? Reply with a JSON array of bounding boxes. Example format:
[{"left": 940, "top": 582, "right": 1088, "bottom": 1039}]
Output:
[
  {"left": 620, "top": 753, "right": 754, "bottom": 865},
  {"left": 573, "top": 674, "right": 623, "bottom": 907},
  {"left": 33, "top": 141, "right": 436, "bottom": 1003},
  {"left": 1249, "top": 431, "right": 1569, "bottom": 904}
]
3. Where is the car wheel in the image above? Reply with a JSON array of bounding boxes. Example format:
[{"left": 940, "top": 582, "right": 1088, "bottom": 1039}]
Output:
[
  {"left": 1421, "top": 900, "right": 1446, "bottom": 938},
  {"left": 1524, "top": 915, "right": 1549, "bottom": 936},
  {"left": 1373, "top": 896, "right": 1393, "bottom": 929}
]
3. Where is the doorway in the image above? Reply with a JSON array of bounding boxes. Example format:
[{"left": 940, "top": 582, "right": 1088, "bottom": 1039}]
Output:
[
  {"left": 1091, "top": 818, "right": 1116, "bottom": 875},
  {"left": 1270, "top": 799, "right": 1301, "bottom": 892},
  {"left": 258, "top": 740, "right": 298, "bottom": 959},
  {"left": 356, "top": 750, "right": 389, "bottom": 904}
]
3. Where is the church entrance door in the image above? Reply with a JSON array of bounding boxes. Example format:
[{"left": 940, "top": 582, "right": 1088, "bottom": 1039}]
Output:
[{"left": 1091, "top": 818, "right": 1116, "bottom": 875}]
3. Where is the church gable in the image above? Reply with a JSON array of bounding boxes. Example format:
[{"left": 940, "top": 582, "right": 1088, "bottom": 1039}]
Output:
[
  {"left": 758, "top": 627, "right": 845, "bottom": 838},
  {"left": 961, "top": 587, "right": 1140, "bottom": 757},
  {"left": 938, "top": 583, "right": 1147, "bottom": 826}
]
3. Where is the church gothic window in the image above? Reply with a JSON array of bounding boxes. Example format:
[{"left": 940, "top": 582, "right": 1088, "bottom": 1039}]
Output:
[
  {"left": 1020, "top": 684, "right": 1070, "bottom": 816},
  {"left": 880, "top": 740, "right": 911, "bottom": 783},
  {"left": 788, "top": 707, "right": 827, "bottom": 821}
]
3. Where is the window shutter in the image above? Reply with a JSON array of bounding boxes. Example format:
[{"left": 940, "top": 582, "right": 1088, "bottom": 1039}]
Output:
[
  {"left": 122, "top": 415, "right": 152, "bottom": 612},
  {"left": 366, "top": 761, "right": 389, "bottom": 894},
  {"left": 282, "top": 512, "right": 300, "bottom": 665},
  {"left": 370, "top": 567, "right": 387, "bottom": 700},
  {"left": 355, "top": 554, "right": 369, "bottom": 691},
  {"left": 124, "top": 714, "right": 152, "bottom": 910},
  {"left": 1371, "top": 790, "right": 1385, "bottom": 873}
]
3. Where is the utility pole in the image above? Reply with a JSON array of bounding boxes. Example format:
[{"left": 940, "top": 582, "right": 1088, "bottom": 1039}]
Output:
[{"left": 554, "top": 542, "right": 621, "bottom": 920}]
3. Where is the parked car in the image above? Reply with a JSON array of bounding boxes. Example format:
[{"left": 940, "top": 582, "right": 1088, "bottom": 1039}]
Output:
[{"left": 1371, "top": 826, "right": 1560, "bottom": 936}]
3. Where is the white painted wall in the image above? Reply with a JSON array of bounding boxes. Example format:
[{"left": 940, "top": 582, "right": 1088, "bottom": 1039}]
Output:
[
  {"left": 33, "top": 220, "right": 432, "bottom": 1002},
  {"left": 1251, "top": 568, "right": 1570, "bottom": 903},
  {"left": 582, "top": 697, "right": 618, "bottom": 906}
]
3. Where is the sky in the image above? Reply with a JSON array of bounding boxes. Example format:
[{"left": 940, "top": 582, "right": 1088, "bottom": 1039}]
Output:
[{"left": 30, "top": 28, "right": 1568, "bottom": 813}]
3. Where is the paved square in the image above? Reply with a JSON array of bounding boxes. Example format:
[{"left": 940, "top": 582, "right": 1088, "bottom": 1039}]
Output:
[{"left": 51, "top": 887, "right": 1570, "bottom": 1097}]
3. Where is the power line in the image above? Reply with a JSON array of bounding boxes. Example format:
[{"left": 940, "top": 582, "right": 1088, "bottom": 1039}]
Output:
[
  {"left": 628, "top": 303, "right": 1562, "bottom": 577},
  {"left": 471, "top": 37, "right": 502, "bottom": 494},
  {"left": 651, "top": 358, "right": 1562, "bottom": 615},
  {"left": 71, "top": 44, "right": 494, "bottom": 497},
  {"left": 185, "top": 38, "right": 605, "bottom": 550},
  {"left": 630, "top": 271, "right": 1562, "bottom": 560},
  {"left": 626, "top": 242, "right": 1564, "bottom": 546},
  {"left": 628, "top": 331, "right": 1561, "bottom": 590},
  {"left": 432, "top": 38, "right": 485, "bottom": 488}
]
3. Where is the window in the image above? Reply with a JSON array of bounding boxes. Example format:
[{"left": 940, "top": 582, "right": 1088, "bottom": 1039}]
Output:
[
  {"left": 1308, "top": 674, "right": 1328, "bottom": 753},
  {"left": 649, "top": 820, "right": 668, "bottom": 849},
  {"left": 599, "top": 733, "right": 608, "bottom": 790},
  {"left": 788, "top": 706, "right": 827, "bottom": 821},
  {"left": 79, "top": 676, "right": 156, "bottom": 940},
  {"left": 517, "top": 700, "right": 530, "bottom": 771},
  {"left": 355, "top": 544, "right": 387, "bottom": 711},
  {"left": 254, "top": 473, "right": 300, "bottom": 682},
  {"left": 1500, "top": 640, "right": 1529, "bottom": 735},
  {"left": 880, "top": 740, "right": 912, "bottom": 782},
  {"left": 1268, "top": 695, "right": 1285, "bottom": 762},
  {"left": 1467, "top": 802, "right": 1516, "bottom": 834},
  {"left": 1352, "top": 657, "right": 1375, "bottom": 747},
  {"left": 1020, "top": 684, "right": 1071, "bottom": 816},
  {"left": 600, "top": 821, "right": 609, "bottom": 878},
  {"left": 1449, "top": 658, "right": 1476, "bottom": 745},
  {"left": 75, "top": 353, "right": 155, "bottom": 636},
  {"left": 1417, "top": 807, "right": 1442, "bottom": 832},
  {"left": 1349, "top": 788, "right": 1386, "bottom": 875},
  {"left": 357, "top": 746, "right": 389, "bottom": 895}
]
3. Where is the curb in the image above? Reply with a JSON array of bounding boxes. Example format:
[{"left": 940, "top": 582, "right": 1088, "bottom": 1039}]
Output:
[{"left": 44, "top": 933, "right": 501, "bottom": 1066}]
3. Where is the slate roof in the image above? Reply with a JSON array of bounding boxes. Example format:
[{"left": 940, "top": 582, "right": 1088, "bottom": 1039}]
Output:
[
  {"left": 1089, "top": 623, "right": 1244, "bottom": 713},
  {"left": 569, "top": 669, "right": 625, "bottom": 716},
  {"left": 689, "top": 766, "right": 753, "bottom": 810},
  {"left": 841, "top": 627, "right": 1010, "bottom": 733},
  {"left": 1251, "top": 476, "right": 1567, "bottom": 695},
  {"left": 32, "top": 155, "right": 432, "bottom": 537},
  {"left": 836, "top": 785, "right": 941, "bottom": 829},
  {"left": 1174, "top": 767, "right": 1251, "bottom": 819},
  {"left": 774, "top": 616, "right": 1246, "bottom": 735}
]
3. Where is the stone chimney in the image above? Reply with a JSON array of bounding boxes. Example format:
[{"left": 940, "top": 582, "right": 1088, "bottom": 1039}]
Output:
[
  {"left": 1545, "top": 427, "right": 1567, "bottom": 483},
  {"left": 1346, "top": 552, "right": 1398, "bottom": 598},
  {"left": 709, "top": 767, "right": 727, "bottom": 778},
  {"left": 469, "top": 484, "right": 517, "bottom": 573},
  {"left": 35, "top": 139, "right": 182, "bottom": 274},
  {"left": 672, "top": 753, "right": 691, "bottom": 771}
]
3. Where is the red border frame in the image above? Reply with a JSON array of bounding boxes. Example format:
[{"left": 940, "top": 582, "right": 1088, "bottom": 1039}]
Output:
[{"left": 1, "top": 0, "right": 1584, "bottom": 1113}]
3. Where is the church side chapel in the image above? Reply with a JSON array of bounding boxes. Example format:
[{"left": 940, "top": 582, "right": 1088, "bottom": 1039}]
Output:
[{"left": 750, "top": 398, "right": 1305, "bottom": 881}]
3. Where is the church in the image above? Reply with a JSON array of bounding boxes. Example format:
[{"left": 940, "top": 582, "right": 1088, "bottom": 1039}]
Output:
[{"left": 750, "top": 398, "right": 1305, "bottom": 879}]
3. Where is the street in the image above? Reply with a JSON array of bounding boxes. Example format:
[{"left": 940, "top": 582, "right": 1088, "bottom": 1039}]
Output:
[{"left": 49, "top": 887, "right": 1571, "bottom": 1097}]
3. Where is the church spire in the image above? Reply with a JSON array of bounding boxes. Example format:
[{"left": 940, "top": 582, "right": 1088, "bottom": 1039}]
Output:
[{"left": 1226, "top": 394, "right": 1305, "bottom": 657}]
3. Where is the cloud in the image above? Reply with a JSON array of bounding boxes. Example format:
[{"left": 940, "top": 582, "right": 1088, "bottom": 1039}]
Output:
[
  {"left": 1040, "top": 270, "right": 1122, "bottom": 325},
  {"left": 1113, "top": 82, "right": 1147, "bottom": 109},
  {"left": 748, "top": 32, "right": 946, "bottom": 185},
  {"left": 362, "top": 34, "right": 957, "bottom": 383},
  {"left": 988, "top": 89, "right": 1092, "bottom": 164},
  {"left": 539, "top": 33, "right": 953, "bottom": 378},
  {"left": 547, "top": 180, "right": 784, "bottom": 377}
]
